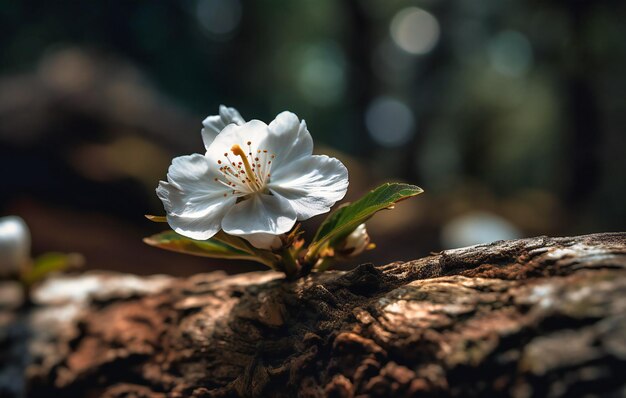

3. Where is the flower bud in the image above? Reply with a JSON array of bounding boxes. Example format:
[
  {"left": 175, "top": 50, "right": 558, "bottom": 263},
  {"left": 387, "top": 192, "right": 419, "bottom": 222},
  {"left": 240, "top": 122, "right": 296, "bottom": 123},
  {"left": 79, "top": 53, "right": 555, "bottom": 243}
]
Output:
[
  {"left": 337, "top": 224, "right": 371, "bottom": 257},
  {"left": 0, "top": 216, "right": 31, "bottom": 277}
]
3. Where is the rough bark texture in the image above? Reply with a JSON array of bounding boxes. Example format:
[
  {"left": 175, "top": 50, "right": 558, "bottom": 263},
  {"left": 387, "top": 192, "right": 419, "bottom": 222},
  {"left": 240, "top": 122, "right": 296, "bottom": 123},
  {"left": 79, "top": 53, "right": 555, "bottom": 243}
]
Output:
[{"left": 1, "top": 233, "right": 626, "bottom": 397}]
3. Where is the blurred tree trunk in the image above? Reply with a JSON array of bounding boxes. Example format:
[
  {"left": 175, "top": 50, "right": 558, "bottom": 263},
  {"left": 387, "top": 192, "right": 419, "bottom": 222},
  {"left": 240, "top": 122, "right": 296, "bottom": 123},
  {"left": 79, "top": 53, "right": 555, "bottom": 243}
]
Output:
[
  {"left": 561, "top": 1, "right": 602, "bottom": 208},
  {"left": 343, "top": 0, "right": 376, "bottom": 156},
  {"left": 1, "top": 233, "right": 625, "bottom": 397}
]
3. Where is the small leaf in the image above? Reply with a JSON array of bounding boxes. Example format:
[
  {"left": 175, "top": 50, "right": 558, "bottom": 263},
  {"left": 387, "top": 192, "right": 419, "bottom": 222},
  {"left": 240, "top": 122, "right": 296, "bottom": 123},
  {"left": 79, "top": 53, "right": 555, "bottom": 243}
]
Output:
[
  {"left": 143, "top": 230, "right": 278, "bottom": 268},
  {"left": 22, "top": 252, "right": 84, "bottom": 285},
  {"left": 308, "top": 183, "right": 423, "bottom": 258},
  {"left": 145, "top": 214, "right": 167, "bottom": 222}
]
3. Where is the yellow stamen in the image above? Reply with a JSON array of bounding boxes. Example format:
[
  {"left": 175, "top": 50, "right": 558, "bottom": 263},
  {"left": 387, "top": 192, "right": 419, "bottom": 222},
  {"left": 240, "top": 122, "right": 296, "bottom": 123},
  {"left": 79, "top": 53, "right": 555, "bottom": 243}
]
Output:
[{"left": 231, "top": 144, "right": 258, "bottom": 188}]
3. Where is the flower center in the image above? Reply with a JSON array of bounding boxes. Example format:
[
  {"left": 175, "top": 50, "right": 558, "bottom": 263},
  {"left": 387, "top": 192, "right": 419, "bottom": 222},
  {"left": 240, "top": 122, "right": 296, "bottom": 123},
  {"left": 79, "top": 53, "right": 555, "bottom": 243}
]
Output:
[
  {"left": 231, "top": 144, "right": 258, "bottom": 188},
  {"left": 214, "top": 141, "right": 275, "bottom": 197}
]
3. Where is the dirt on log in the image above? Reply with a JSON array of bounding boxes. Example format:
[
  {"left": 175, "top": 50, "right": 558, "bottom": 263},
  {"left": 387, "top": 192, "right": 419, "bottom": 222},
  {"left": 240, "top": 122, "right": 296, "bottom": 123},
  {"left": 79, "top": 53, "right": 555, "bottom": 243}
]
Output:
[{"left": 1, "top": 233, "right": 626, "bottom": 397}]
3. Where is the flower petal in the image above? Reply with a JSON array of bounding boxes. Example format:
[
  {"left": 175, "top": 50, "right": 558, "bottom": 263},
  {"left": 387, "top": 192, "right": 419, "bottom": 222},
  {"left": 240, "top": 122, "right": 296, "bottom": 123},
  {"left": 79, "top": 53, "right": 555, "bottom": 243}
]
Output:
[
  {"left": 239, "top": 232, "right": 283, "bottom": 250},
  {"left": 265, "top": 111, "right": 313, "bottom": 168},
  {"left": 156, "top": 154, "right": 232, "bottom": 217},
  {"left": 201, "top": 105, "right": 245, "bottom": 150},
  {"left": 205, "top": 119, "right": 271, "bottom": 161},
  {"left": 221, "top": 194, "right": 297, "bottom": 236},
  {"left": 268, "top": 155, "right": 348, "bottom": 220},
  {"left": 164, "top": 206, "right": 234, "bottom": 241}
]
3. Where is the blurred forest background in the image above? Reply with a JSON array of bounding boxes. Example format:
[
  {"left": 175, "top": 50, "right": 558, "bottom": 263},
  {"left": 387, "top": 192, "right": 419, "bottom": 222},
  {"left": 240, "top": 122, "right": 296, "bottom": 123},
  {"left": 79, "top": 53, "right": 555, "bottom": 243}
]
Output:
[{"left": 1, "top": 0, "right": 624, "bottom": 275}]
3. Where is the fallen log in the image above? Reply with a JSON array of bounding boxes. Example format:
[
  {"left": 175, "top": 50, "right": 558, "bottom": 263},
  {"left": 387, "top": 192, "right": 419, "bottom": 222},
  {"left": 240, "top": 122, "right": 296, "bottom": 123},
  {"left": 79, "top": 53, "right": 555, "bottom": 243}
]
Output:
[{"left": 2, "top": 233, "right": 625, "bottom": 397}]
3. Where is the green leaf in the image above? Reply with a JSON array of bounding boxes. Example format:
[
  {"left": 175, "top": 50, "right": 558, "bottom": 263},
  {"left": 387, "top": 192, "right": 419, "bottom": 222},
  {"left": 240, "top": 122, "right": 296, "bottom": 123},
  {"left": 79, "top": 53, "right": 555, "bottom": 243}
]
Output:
[
  {"left": 143, "top": 230, "right": 278, "bottom": 269},
  {"left": 213, "top": 230, "right": 283, "bottom": 267},
  {"left": 145, "top": 214, "right": 167, "bottom": 222},
  {"left": 213, "top": 230, "right": 256, "bottom": 255},
  {"left": 144, "top": 216, "right": 279, "bottom": 264},
  {"left": 308, "top": 183, "right": 423, "bottom": 257}
]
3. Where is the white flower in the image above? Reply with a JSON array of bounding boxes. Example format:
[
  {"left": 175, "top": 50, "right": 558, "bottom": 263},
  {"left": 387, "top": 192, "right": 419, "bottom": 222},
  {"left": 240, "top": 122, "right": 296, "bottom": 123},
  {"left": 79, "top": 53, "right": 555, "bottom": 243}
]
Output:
[
  {"left": 0, "top": 216, "right": 31, "bottom": 276},
  {"left": 338, "top": 223, "right": 371, "bottom": 257},
  {"left": 157, "top": 108, "right": 349, "bottom": 249},
  {"left": 201, "top": 105, "right": 245, "bottom": 150}
]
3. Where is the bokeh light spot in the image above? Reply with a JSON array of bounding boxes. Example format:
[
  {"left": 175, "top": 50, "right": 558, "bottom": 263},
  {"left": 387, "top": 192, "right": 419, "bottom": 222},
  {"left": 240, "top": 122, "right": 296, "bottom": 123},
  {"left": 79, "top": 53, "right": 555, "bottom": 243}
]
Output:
[
  {"left": 365, "top": 97, "right": 415, "bottom": 147},
  {"left": 196, "top": 0, "right": 242, "bottom": 39},
  {"left": 488, "top": 30, "right": 533, "bottom": 77},
  {"left": 441, "top": 211, "right": 521, "bottom": 249},
  {"left": 390, "top": 7, "right": 440, "bottom": 55},
  {"left": 296, "top": 42, "right": 346, "bottom": 106}
]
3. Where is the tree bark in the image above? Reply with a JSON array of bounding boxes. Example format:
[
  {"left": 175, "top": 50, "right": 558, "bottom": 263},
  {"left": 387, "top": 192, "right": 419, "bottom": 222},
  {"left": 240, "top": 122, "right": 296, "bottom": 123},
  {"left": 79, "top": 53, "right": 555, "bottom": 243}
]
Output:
[{"left": 2, "top": 233, "right": 625, "bottom": 397}]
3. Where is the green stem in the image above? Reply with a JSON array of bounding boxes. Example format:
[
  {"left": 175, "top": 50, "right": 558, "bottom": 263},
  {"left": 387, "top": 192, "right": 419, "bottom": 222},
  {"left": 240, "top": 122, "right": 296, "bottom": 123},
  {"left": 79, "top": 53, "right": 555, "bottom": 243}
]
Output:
[
  {"left": 303, "top": 241, "right": 328, "bottom": 265},
  {"left": 297, "top": 257, "right": 315, "bottom": 278},
  {"left": 280, "top": 248, "right": 300, "bottom": 280}
]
